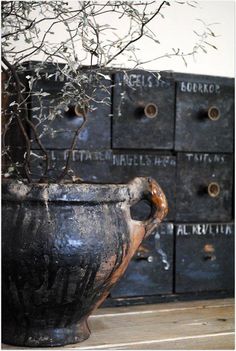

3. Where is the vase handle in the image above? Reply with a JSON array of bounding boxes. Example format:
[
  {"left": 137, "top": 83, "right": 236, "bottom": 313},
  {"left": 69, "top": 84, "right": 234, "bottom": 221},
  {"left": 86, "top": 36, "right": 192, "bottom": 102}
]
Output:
[{"left": 128, "top": 177, "right": 168, "bottom": 237}]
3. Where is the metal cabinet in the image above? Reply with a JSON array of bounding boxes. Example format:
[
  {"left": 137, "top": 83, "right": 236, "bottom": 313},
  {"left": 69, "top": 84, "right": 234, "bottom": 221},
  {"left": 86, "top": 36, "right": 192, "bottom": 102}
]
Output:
[{"left": 5, "top": 63, "right": 234, "bottom": 304}]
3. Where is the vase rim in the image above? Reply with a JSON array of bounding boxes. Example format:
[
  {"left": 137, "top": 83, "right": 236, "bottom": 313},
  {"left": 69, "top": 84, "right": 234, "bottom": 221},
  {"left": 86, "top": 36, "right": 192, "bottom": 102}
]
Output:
[{"left": 2, "top": 178, "right": 148, "bottom": 204}]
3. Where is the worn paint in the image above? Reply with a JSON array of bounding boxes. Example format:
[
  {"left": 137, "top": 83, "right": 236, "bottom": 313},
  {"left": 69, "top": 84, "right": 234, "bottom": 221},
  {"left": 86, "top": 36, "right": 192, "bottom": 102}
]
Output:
[{"left": 2, "top": 177, "right": 167, "bottom": 347}]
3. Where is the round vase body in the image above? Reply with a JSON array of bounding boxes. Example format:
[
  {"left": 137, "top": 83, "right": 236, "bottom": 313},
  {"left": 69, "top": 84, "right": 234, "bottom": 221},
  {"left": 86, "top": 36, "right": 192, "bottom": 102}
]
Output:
[{"left": 2, "top": 178, "right": 167, "bottom": 347}]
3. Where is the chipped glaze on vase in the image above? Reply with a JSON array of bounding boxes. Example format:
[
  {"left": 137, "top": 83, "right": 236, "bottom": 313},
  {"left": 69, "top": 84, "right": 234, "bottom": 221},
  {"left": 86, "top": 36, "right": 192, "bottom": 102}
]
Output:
[{"left": 2, "top": 177, "right": 168, "bottom": 347}]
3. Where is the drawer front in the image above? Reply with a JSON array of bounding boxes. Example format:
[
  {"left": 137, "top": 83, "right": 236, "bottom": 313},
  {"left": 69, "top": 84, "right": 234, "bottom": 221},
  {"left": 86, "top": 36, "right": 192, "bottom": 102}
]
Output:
[
  {"left": 175, "top": 80, "right": 234, "bottom": 152},
  {"left": 175, "top": 223, "right": 234, "bottom": 293},
  {"left": 30, "top": 74, "right": 111, "bottom": 150},
  {"left": 30, "top": 149, "right": 114, "bottom": 182},
  {"left": 112, "top": 71, "right": 175, "bottom": 149},
  {"left": 111, "top": 151, "right": 176, "bottom": 221},
  {"left": 111, "top": 223, "right": 174, "bottom": 297},
  {"left": 176, "top": 153, "right": 233, "bottom": 222},
  {"left": 31, "top": 150, "right": 176, "bottom": 221}
]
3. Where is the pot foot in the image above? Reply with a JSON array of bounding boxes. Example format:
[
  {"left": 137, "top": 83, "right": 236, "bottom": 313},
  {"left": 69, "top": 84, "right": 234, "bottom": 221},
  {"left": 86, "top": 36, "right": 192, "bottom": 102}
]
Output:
[{"left": 2, "top": 320, "right": 90, "bottom": 347}]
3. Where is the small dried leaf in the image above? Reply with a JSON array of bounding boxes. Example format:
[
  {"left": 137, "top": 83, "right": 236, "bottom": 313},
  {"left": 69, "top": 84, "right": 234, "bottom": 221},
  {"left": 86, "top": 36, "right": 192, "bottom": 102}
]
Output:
[
  {"left": 9, "top": 101, "right": 17, "bottom": 107},
  {"left": 31, "top": 107, "right": 41, "bottom": 111},
  {"left": 204, "top": 41, "right": 217, "bottom": 50},
  {"left": 40, "top": 92, "right": 51, "bottom": 97}
]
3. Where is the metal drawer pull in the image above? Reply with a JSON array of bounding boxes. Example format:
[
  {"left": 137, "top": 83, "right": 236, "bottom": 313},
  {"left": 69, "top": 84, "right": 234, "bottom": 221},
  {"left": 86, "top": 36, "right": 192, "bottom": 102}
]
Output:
[
  {"left": 136, "top": 251, "right": 154, "bottom": 263},
  {"left": 208, "top": 182, "right": 220, "bottom": 198},
  {"left": 144, "top": 102, "right": 158, "bottom": 118},
  {"left": 135, "top": 245, "right": 153, "bottom": 263},
  {"left": 203, "top": 244, "right": 216, "bottom": 261},
  {"left": 208, "top": 106, "right": 220, "bottom": 121},
  {"left": 75, "top": 104, "right": 88, "bottom": 118},
  {"left": 65, "top": 104, "right": 87, "bottom": 119}
]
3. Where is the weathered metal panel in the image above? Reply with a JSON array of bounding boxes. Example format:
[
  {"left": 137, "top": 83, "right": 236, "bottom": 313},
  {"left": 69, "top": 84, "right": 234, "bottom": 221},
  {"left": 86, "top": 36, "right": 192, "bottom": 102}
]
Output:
[
  {"left": 175, "top": 223, "right": 234, "bottom": 293},
  {"left": 111, "top": 223, "right": 174, "bottom": 297},
  {"left": 175, "top": 76, "right": 234, "bottom": 152},
  {"left": 112, "top": 70, "right": 175, "bottom": 149},
  {"left": 176, "top": 153, "right": 233, "bottom": 222}
]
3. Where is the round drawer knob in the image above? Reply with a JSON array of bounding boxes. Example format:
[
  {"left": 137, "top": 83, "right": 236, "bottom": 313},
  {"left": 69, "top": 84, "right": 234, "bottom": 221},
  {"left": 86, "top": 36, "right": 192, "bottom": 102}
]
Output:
[
  {"left": 144, "top": 103, "right": 158, "bottom": 119},
  {"left": 207, "top": 182, "right": 220, "bottom": 198},
  {"left": 203, "top": 244, "right": 216, "bottom": 261},
  {"left": 65, "top": 104, "right": 87, "bottom": 119},
  {"left": 75, "top": 104, "right": 87, "bottom": 117},
  {"left": 208, "top": 106, "right": 220, "bottom": 121}
]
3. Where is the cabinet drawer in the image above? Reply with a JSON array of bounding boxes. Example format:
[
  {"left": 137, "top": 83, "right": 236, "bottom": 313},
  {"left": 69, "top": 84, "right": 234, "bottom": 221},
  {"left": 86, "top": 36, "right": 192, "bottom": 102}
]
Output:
[
  {"left": 30, "top": 149, "right": 114, "bottom": 182},
  {"left": 111, "top": 223, "right": 174, "bottom": 297},
  {"left": 175, "top": 223, "right": 234, "bottom": 293},
  {"left": 30, "top": 74, "right": 111, "bottom": 150},
  {"left": 110, "top": 151, "right": 176, "bottom": 221},
  {"left": 175, "top": 78, "right": 234, "bottom": 152},
  {"left": 112, "top": 70, "right": 175, "bottom": 149},
  {"left": 176, "top": 153, "right": 233, "bottom": 222}
]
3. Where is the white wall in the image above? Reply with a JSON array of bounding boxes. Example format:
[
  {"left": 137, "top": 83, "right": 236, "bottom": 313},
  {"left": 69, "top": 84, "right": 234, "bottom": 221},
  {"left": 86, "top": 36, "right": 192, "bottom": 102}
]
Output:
[
  {"left": 138, "top": 0, "right": 235, "bottom": 77},
  {"left": 7, "top": 1, "right": 235, "bottom": 77}
]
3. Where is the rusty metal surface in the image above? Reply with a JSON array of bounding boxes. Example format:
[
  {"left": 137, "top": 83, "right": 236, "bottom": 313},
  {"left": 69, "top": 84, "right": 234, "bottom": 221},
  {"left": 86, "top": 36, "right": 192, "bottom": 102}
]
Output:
[
  {"left": 175, "top": 223, "right": 234, "bottom": 293},
  {"left": 112, "top": 70, "right": 175, "bottom": 149},
  {"left": 2, "top": 177, "right": 168, "bottom": 347}
]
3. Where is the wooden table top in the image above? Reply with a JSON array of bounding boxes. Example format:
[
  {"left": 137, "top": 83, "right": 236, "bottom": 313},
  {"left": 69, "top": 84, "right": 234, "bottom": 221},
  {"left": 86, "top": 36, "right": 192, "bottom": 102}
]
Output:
[{"left": 2, "top": 298, "right": 234, "bottom": 350}]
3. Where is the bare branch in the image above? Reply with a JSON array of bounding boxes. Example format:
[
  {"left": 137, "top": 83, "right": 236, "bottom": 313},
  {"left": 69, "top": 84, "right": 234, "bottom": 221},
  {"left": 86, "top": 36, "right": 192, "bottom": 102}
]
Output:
[
  {"left": 2, "top": 56, "right": 49, "bottom": 180},
  {"left": 57, "top": 113, "right": 88, "bottom": 182},
  {"left": 105, "top": 1, "right": 168, "bottom": 65}
]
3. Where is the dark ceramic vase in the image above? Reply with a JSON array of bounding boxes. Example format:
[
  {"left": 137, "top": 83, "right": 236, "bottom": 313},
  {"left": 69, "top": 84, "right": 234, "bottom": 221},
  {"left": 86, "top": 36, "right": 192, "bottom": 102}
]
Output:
[{"left": 2, "top": 177, "right": 168, "bottom": 347}]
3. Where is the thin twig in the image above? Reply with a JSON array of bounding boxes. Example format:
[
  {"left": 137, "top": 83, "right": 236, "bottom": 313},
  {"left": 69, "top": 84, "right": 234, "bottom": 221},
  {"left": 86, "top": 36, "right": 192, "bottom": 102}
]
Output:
[
  {"left": 1, "top": 59, "right": 32, "bottom": 181},
  {"left": 2, "top": 19, "right": 36, "bottom": 39},
  {"left": 57, "top": 113, "right": 88, "bottom": 182},
  {"left": 106, "top": 1, "right": 167, "bottom": 65}
]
